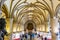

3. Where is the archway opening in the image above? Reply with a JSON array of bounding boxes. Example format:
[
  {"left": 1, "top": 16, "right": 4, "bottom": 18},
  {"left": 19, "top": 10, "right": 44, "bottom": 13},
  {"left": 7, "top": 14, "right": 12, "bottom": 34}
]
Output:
[
  {"left": 27, "top": 23, "right": 34, "bottom": 30},
  {"left": 24, "top": 20, "right": 36, "bottom": 32}
]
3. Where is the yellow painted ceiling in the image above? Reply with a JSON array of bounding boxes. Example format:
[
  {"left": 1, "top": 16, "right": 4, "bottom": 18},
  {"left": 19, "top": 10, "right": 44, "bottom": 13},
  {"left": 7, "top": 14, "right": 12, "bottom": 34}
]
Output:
[{"left": 1, "top": 0, "right": 60, "bottom": 32}]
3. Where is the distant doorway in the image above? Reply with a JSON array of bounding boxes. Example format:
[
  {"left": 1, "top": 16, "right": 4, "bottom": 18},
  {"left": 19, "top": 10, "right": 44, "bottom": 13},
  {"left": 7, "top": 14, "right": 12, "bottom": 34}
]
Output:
[
  {"left": 24, "top": 20, "right": 36, "bottom": 32},
  {"left": 27, "top": 23, "right": 34, "bottom": 30}
]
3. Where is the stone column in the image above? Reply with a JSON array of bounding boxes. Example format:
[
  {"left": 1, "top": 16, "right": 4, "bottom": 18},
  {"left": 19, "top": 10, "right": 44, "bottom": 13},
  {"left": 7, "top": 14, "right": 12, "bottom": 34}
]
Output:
[
  {"left": 45, "top": 21, "right": 48, "bottom": 32},
  {"left": 58, "top": 18, "right": 60, "bottom": 29},
  {"left": 58, "top": 19, "right": 60, "bottom": 40},
  {"left": 10, "top": 18, "right": 13, "bottom": 40},
  {"left": 50, "top": 17, "right": 56, "bottom": 40}
]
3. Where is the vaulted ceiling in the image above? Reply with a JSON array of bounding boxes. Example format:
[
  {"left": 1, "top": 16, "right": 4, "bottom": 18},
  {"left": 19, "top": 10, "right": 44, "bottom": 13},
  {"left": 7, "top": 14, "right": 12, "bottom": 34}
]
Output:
[{"left": 1, "top": 0, "right": 60, "bottom": 32}]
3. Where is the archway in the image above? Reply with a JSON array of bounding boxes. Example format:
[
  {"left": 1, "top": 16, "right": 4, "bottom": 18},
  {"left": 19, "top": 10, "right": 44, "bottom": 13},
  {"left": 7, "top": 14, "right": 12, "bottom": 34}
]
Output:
[{"left": 24, "top": 20, "right": 36, "bottom": 32}]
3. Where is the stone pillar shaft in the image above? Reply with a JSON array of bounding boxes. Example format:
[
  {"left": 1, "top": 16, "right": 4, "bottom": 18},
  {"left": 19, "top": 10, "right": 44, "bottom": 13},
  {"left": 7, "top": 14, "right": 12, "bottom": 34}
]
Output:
[
  {"left": 50, "top": 18, "right": 56, "bottom": 40},
  {"left": 45, "top": 22, "right": 48, "bottom": 32},
  {"left": 58, "top": 21, "right": 60, "bottom": 40},
  {"left": 10, "top": 18, "right": 13, "bottom": 40}
]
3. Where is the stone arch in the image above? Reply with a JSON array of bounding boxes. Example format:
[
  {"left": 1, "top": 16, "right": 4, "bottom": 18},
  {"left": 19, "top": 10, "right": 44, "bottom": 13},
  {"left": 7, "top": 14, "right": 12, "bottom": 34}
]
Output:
[
  {"left": 17, "top": 10, "right": 45, "bottom": 24},
  {"left": 1, "top": 0, "right": 7, "bottom": 18},
  {"left": 2, "top": 4, "right": 9, "bottom": 18},
  {"left": 24, "top": 20, "right": 36, "bottom": 30},
  {"left": 55, "top": 4, "right": 60, "bottom": 18}
]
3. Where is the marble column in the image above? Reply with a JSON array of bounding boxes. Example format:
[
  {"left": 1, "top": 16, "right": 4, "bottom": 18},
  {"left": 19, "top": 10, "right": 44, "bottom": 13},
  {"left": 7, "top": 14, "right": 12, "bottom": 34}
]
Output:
[{"left": 50, "top": 17, "right": 56, "bottom": 40}]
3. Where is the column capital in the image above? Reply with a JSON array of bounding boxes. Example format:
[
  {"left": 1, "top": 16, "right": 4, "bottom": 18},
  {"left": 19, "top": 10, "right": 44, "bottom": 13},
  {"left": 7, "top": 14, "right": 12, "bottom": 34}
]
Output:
[{"left": 50, "top": 16, "right": 57, "bottom": 20}]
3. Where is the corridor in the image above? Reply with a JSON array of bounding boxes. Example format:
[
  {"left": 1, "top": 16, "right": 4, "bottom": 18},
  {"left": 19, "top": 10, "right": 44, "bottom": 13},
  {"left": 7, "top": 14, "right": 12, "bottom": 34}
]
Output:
[{"left": 0, "top": 0, "right": 60, "bottom": 40}]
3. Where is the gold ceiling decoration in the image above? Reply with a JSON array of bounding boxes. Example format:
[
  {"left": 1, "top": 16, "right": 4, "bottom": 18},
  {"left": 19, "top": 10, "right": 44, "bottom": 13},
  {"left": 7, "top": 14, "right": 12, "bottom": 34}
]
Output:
[
  {"left": 1, "top": 0, "right": 60, "bottom": 33},
  {"left": 2, "top": 0, "right": 54, "bottom": 21}
]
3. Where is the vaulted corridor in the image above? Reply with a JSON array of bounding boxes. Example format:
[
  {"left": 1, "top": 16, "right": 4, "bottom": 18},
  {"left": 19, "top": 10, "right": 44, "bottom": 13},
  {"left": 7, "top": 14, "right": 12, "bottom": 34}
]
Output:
[{"left": 0, "top": 0, "right": 60, "bottom": 40}]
